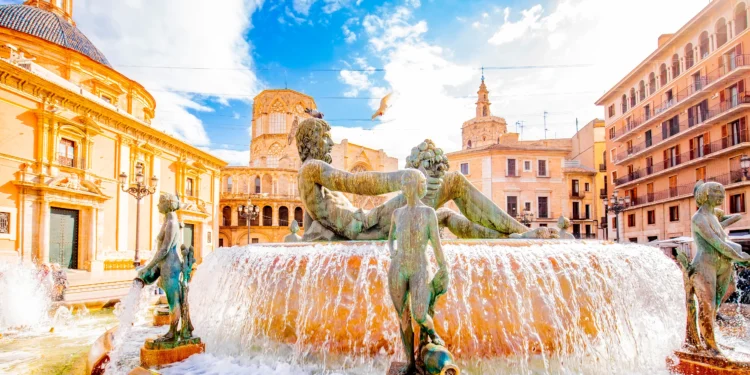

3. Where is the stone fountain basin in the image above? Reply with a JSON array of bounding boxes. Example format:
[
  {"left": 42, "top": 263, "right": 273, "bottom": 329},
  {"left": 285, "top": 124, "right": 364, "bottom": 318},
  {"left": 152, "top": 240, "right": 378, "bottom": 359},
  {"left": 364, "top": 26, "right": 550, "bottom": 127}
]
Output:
[{"left": 188, "top": 240, "right": 686, "bottom": 371}]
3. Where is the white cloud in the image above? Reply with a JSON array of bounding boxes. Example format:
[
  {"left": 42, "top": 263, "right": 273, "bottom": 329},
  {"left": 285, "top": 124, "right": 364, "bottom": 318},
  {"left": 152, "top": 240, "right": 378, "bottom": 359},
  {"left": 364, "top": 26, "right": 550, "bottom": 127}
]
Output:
[
  {"left": 488, "top": 4, "right": 544, "bottom": 46},
  {"left": 293, "top": 0, "right": 316, "bottom": 15},
  {"left": 406, "top": 0, "right": 421, "bottom": 8},
  {"left": 200, "top": 148, "right": 250, "bottom": 166},
  {"left": 338, "top": 58, "right": 376, "bottom": 97},
  {"left": 342, "top": 17, "right": 358, "bottom": 43},
  {"left": 75, "top": 0, "right": 262, "bottom": 151}
]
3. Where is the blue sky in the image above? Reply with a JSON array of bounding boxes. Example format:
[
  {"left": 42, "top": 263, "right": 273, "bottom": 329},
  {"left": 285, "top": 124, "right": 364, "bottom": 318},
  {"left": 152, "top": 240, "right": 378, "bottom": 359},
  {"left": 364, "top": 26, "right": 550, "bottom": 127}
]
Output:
[{"left": 63, "top": 0, "right": 711, "bottom": 164}]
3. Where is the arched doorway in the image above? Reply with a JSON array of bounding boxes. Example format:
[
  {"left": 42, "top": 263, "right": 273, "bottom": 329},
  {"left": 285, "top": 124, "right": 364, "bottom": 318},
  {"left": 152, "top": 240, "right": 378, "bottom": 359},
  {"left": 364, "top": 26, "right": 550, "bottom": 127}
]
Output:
[
  {"left": 279, "top": 206, "right": 289, "bottom": 227},
  {"left": 263, "top": 206, "right": 273, "bottom": 226},
  {"left": 294, "top": 207, "right": 304, "bottom": 227},
  {"left": 222, "top": 206, "right": 231, "bottom": 226}
]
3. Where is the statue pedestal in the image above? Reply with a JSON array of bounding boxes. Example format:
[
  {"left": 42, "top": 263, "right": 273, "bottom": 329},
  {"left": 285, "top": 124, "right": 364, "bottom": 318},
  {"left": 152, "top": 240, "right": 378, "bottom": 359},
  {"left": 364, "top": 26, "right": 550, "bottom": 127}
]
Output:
[
  {"left": 140, "top": 337, "right": 204, "bottom": 368},
  {"left": 387, "top": 362, "right": 420, "bottom": 375},
  {"left": 152, "top": 306, "right": 170, "bottom": 326},
  {"left": 668, "top": 350, "right": 750, "bottom": 374}
]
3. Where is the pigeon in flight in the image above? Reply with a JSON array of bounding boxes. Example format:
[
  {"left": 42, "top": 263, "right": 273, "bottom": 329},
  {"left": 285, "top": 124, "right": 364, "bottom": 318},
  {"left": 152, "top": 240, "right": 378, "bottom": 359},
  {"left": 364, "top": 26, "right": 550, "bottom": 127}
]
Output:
[
  {"left": 305, "top": 107, "right": 324, "bottom": 119},
  {"left": 371, "top": 92, "right": 393, "bottom": 120}
]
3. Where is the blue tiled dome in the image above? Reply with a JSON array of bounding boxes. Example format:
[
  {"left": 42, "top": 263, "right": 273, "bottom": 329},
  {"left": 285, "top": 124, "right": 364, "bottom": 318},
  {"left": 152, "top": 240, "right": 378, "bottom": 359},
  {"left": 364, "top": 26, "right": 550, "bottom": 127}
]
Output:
[{"left": 0, "top": 4, "right": 110, "bottom": 66}]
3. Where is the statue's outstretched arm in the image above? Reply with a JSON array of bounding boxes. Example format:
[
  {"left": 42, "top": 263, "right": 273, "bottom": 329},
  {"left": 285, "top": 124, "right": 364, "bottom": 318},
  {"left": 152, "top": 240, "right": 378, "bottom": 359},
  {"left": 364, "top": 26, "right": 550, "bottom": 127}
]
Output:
[
  {"left": 694, "top": 216, "right": 749, "bottom": 262},
  {"left": 720, "top": 213, "right": 742, "bottom": 229},
  {"left": 306, "top": 160, "right": 417, "bottom": 196},
  {"left": 138, "top": 220, "right": 175, "bottom": 277},
  {"left": 445, "top": 173, "right": 527, "bottom": 235}
]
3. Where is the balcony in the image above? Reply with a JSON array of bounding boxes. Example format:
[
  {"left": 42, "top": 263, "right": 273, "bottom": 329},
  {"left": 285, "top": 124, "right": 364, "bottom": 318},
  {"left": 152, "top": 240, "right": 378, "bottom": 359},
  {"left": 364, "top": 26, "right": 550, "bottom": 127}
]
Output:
[
  {"left": 599, "top": 163, "right": 606, "bottom": 172},
  {"left": 626, "top": 169, "right": 744, "bottom": 209},
  {"left": 614, "top": 130, "right": 749, "bottom": 187},
  {"left": 571, "top": 214, "right": 592, "bottom": 221},
  {"left": 609, "top": 54, "right": 750, "bottom": 142},
  {"left": 573, "top": 233, "right": 597, "bottom": 239},
  {"left": 570, "top": 190, "right": 586, "bottom": 199},
  {"left": 600, "top": 217, "right": 607, "bottom": 228},
  {"left": 599, "top": 188, "right": 608, "bottom": 199},
  {"left": 614, "top": 93, "right": 750, "bottom": 165},
  {"left": 57, "top": 155, "right": 85, "bottom": 169},
  {"left": 536, "top": 211, "right": 555, "bottom": 220}
]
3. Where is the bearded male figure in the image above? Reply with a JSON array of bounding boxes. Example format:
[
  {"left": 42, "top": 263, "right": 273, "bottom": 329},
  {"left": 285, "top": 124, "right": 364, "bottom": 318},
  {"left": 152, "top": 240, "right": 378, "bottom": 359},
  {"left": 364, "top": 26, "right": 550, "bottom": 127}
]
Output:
[{"left": 296, "top": 118, "right": 553, "bottom": 240}]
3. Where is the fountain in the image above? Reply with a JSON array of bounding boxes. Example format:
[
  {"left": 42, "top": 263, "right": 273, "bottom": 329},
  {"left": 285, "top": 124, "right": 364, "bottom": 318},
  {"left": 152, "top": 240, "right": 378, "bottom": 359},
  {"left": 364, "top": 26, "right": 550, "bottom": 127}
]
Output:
[{"left": 85, "top": 119, "right": 750, "bottom": 374}]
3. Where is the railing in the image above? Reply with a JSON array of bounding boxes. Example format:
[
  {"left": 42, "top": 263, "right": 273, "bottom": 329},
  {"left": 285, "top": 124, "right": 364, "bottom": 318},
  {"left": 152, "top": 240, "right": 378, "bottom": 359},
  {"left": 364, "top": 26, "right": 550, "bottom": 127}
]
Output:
[
  {"left": 600, "top": 217, "right": 607, "bottom": 228},
  {"left": 599, "top": 188, "right": 608, "bottom": 198},
  {"left": 626, "top": 169, "right": 744, "bottom": 208},
  {"left": 571, "top": 214, "right": 592, "bottom": 220},
  {"left": 57, "top": 155, "right": 85, "bottom": 169},
  {"left": 537, "top": 211, "right": 555, "bottom": 219},
  {"left": 220, "top": 192, "right": 299, "bottom": 200},
  {"left": 574, "top": 233, "right": 597, "bottom": 239},
  {"left": 614, "top": 93, "right": 750, "bottom": 164},
  {"left": 615, "top": 130, "right": 748, "bottom": 186},
  {"left": 570, "top": 191, "right": 585, "bottom": 199},
  {"left": 599, "top": 163, "right": 606, "bottom": 172},
  {"left": 609, "top": 54, "right": 750, "bottom": 141}
]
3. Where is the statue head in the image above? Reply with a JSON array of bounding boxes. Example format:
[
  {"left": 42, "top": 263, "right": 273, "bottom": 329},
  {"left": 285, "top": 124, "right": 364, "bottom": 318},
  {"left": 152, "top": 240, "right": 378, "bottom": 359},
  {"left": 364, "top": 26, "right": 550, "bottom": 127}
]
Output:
[
  {"left": 694, "top": 181, "right": 725, "bottom": 208},
  {"left": 158, "top": 193, "right": 181, "bottom": 214},
  {"left": 402, "top": 168, "right": 427, "bottom": 203},
  {"left": 296, "top": 118, "right": 334, "bottom": 164},
  {"left": 289, "top": 220, "right": 300, "bottom": 234},
  {"left": 405, "top": 139, "right": 450, "bottom": 178},
  {"left": 557, "top": 216, "right": 571, "bottom": 230}
]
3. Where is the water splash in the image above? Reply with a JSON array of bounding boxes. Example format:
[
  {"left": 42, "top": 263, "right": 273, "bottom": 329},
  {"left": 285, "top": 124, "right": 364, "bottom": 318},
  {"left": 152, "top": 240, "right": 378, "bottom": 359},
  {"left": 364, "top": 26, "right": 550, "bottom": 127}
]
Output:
[
  {"left": 0, "top": 262, "right": 52, "bottom": 332},
  {"left": 189, "top": 241, "right": 685, "bottom": 374},
  {"left": 105, "top": 280, "right": 147, "bottom": 373}
]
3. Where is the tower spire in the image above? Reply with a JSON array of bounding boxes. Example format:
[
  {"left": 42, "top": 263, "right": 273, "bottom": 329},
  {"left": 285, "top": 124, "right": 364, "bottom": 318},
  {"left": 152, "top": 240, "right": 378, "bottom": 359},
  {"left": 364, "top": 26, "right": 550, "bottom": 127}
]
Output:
[
  {"left": 481, "top": 66, "right": 485, "bottom": 82},
  {"left": 476, "top": 70, "right": 490, "bottom": 118}
]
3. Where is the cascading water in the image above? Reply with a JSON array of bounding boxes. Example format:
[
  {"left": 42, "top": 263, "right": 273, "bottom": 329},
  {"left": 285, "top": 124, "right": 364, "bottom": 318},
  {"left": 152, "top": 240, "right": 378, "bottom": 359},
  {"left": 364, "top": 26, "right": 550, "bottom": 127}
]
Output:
[
  {"left": 104, "top": 281, "right": 150, "bottom": 374},
  {"left": 0, "top": 262, "right": 52, "bottom": 331},
  {"left": 188, "top": 240, "right": 687, "bottom": 374}
]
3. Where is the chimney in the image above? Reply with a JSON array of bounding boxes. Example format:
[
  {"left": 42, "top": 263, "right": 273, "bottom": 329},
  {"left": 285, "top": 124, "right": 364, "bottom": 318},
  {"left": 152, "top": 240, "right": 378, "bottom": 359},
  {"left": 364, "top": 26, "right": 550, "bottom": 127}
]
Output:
[{"left": 658, "top": 34, "right": 674, "bottom": 48}]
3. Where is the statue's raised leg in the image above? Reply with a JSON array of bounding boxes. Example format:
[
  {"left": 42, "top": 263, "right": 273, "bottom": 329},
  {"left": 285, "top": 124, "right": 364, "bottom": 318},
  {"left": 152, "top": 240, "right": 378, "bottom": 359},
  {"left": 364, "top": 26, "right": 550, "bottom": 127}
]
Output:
[{"left": 436, "top": 208, "right": 504, "bottom": 239}]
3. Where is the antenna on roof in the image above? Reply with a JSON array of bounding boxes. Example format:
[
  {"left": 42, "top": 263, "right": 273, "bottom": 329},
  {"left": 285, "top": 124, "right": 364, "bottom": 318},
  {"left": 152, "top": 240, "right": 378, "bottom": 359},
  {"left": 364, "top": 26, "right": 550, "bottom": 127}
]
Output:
[
  {"left": 576, "top": 117, "right": 579, "bottom": 132},
  {"left": 544, "top": 111, "right": 549, "bottom": 139}
]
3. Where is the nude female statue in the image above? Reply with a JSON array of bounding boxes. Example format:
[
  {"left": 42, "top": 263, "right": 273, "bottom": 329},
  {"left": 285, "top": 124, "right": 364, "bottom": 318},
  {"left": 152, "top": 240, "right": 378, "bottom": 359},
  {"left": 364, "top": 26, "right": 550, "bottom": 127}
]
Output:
[{"left": 295, "top": 118, "right": 549, "bottom": 241}]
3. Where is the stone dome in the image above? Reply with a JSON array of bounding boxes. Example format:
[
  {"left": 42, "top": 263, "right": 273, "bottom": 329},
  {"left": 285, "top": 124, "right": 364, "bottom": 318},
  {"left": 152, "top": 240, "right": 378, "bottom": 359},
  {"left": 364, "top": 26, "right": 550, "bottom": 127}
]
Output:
[{"left": 0, "top": 4, "right": 110, "bottom": 66}]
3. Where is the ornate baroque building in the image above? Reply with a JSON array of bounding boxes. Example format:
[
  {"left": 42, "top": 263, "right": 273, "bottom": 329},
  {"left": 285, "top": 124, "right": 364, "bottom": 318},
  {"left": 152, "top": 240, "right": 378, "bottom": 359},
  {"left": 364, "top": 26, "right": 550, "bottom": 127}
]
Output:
[
  {"left": 446, "top": 77, "right": 606, "bottom": 239},
  {"left": 218, "top": 89, "right": 398, "bottom": 245},
  {"left": 0, "top": 0, "right": 226, "bottom": 287}
]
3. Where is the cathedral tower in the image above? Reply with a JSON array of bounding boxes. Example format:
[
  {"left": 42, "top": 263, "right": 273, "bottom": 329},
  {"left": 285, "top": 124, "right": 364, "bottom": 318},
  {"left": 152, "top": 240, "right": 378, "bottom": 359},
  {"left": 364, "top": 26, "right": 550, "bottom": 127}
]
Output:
[{"left": 461, "top": 71, "right": 509, "bottom": 150}]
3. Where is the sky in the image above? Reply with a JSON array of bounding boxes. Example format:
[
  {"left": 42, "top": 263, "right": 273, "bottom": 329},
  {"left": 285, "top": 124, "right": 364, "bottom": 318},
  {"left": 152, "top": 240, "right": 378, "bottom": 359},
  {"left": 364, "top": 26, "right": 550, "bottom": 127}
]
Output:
[{"left": 36, "top": 0, "right": 712, "bottom": 165}]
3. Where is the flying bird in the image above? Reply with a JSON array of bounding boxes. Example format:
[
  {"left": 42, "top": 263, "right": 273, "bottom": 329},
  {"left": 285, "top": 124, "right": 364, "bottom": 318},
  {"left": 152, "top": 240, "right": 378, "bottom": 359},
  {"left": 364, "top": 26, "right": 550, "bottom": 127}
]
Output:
[
  {"left": 371, "top": 92, "right": 393, "bottom": 120},
  {"left": 305, "top": 107, "right": 324, "bottom": 119}
]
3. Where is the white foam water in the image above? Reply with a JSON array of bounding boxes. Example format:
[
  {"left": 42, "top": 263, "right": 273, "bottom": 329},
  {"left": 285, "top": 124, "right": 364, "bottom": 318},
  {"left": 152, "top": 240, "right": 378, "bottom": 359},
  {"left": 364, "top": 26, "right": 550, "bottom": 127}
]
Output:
[
  {"left": 0, "top": 262, "right": 52, "bottom": 332},
  {"left": 105, "top": 280, "right": 148, "bottom": 374},
  {"left": 187, "top": 241, "right": 686, "bottom": 375}
]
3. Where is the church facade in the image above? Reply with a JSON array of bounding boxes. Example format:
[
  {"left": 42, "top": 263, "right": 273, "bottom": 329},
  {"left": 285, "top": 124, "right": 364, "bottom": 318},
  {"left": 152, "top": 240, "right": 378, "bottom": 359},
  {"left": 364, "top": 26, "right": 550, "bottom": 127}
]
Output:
[
  {"left": 0, "top": 1, "right": 226, "bottom": 281},
  {"left": 218, "top": 89, "right": 398, "bottom": 245}
]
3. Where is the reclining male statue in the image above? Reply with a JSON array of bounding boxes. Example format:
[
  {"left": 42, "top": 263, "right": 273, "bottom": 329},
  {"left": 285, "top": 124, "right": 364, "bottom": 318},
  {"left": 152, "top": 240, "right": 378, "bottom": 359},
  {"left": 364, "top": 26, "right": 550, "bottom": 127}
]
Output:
[{"left": 295, "top": 118, "right": 557, "bottom": 241}]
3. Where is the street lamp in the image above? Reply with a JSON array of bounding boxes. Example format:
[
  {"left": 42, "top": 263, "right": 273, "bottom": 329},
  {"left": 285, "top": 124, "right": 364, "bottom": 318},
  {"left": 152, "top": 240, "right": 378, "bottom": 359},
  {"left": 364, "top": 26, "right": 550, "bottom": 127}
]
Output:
[
  {"left": 119, "top": 163, "right": 158, "bottom": 268},
  {"left": 741, "top": 155, "right": 750, "bottom": 180},
  {"left": 518, "top": 209, "right": 534, "bottom": 227},
  {"left": 605, "top": 190, "right": 631, "bottom": 243},
  {"left": 238, "top": 199, "right": 260, "bottom": 244}
]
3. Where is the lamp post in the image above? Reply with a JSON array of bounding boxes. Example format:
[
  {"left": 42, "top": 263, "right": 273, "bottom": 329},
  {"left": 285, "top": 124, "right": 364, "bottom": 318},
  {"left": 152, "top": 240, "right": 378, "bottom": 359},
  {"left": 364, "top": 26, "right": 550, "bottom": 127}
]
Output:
[
  {"left": 119, "top": 163, "right": 158, "bottom": 268},
  {"left": 605, "top": 190, "right": 631, "bottom": 243},
  {"left": 238, "top": 199, "right": 260, "bottom": 244},
  {"left": 518, "top": 209, "right": 534, "bottom": 227},
  {"left": 741, "top": 155, "right": 750, "bottom": 180}
]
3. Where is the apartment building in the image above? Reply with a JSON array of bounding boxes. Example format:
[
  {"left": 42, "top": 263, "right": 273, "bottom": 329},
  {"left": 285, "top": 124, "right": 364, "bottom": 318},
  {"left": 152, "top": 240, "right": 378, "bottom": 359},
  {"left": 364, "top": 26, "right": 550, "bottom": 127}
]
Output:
[{"left": 596, "top": 0, "right": 750, "bottom": 242}]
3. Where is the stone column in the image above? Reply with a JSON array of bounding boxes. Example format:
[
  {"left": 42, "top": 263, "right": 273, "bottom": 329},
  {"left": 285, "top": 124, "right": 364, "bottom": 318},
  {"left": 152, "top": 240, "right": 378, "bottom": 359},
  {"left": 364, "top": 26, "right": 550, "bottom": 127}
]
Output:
[
  {"left": 39, "top": 198, "right": 50, "bottom": 264},
  {"left": 272, "top": 204, "right": 279, "bottom": 227},
  {"left": 231, "top": 204, "right": 239, "bottom": 227},
  {"left": 117, "top": 139, "right": 130, "bottom": 252}
]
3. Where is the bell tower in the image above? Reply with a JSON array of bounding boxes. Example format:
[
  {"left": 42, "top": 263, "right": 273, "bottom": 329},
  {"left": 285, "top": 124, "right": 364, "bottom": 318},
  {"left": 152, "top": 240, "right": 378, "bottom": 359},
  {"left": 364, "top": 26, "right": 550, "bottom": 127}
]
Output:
[
  {"left": 476, "top": 67, "right": 491, "bottom": 118},
  {"left": 24, "top": 0, "right": 74, "bottom": 24}
]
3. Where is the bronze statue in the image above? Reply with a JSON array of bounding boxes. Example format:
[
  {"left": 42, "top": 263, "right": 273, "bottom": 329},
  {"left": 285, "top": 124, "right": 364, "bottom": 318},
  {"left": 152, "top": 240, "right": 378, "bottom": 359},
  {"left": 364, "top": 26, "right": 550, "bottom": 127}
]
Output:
[
  {"left": 135, "top": 193, "right": 198, "bottom": 346},
  {"left": 387, "top": 169, "right": 459, "bottom": 375},
  {"left": 295, "top": 118, "right": 552, "bottom": 241},
  {"left": 677, "top": 181, "right": 750, "bottom": 355}
]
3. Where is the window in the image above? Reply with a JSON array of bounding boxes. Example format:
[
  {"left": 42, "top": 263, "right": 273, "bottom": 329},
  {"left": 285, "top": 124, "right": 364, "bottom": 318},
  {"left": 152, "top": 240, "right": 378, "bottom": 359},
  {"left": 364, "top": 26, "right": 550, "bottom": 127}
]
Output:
[
  {"left": 539, "top": 223, "right": 547, "bottom": 227},
  {"left": 608, "top": 105, "right": 615, "bottom": 118},
  {"left": 572, "top": 179, "right": 580, "bottom": 196},
  {"left": 685, "top": 43, "right": 694, "bottom": 70},
  {"left": 660, "top": 63, "right": 668, "bottom": 86},
  {"left": 295, "top": 207, "right": 304, "bottom": 227},
  {"left": 622, "top": 94, "right": 628, "bottom": 113},
  {"left": 700, "top": 31, "right": 710, "bottom": 59},
  {"left": 100, "top": 94, "right": 113, "bottom": 104},
  {"left": 58, "top": 138, "right": 75, "bottom": 167},
  {"left": 612, "top": 217, "right": 617, "bottom": 229},
  {"left": 716, "top": 18, "right": 728, "bottom": 48},
  {"left": 669, "top": 175, "right": 678, "bottom": 197},
  {"left": 267, "top": 155, "right": 279, "bottom": 168},
  {"left": 269, "top": 113, "right": 285, "bottom": 134},
  {"left": 507, "top": 196, "right": 518, "bottom": 218},
  {"left": 638, "top": 80, "right": 646, "bottom": 101},
  {"left": 0, "top": 212, "right": 9, "bottom": 234},
  {"left": 630, "top": 88, "right": 636, "bottom": 107},
  {"left": 647, "top": 210, "right": 656, "bottom": 225},
  {"left": 647, "top": 183, "right": 654, "bottom": 202},
  {"left": 672, "top": 54, "right": 680, "bottom": 78},
  {"left": 696, "top": 166, "right": 706, "bottom": 182},
  {"left": 573, "top": 202, "right": 580, "bottom": 219},
  {"left": 584, "top": 182, "right": 590, "bottom": 192},
  {"left": 255, "top": 176, "right": 261, "bottom": 194},
  {"left": 669, "top": 206, "right": 680, "bottom": 222},
  {"left": 609, "top": 127, "right": 616, "bottom": 139},
  {"left": 628, "top": 214, "right": 636, "bottom": 227},
  {"left": 507, "top": 159, "right": 517, "bottom": 177},
  {"left": 222, "top": 206, "right": 231, "bottom": 226},
  {"left": 262, "top": 206, "right": 273, "bottom": 226},
  {"left": 629, "top": 238, "right": 638, "bottom": 243},
  {"left": 585, "top": 204, "right": 591, "bottom": 219},
  {"left": 649, "top": 72, "right": 656, "bottom": 95},
  {"left": 252, "top": 238, "right": 259, "bottom": 244},
  {"left": 279, "top": 206, "right": 289, "bottom": 227},
  {"left": 644, "top": 104, "right": 651, "bottom": 121},
  {"left": 648, "top": 235, "right": 658, "bottom": 242},
  {"left": 537, "top": 160, "right": 548, "bottom": 177},
  {"left": 524, "top": 160, "right": 532, "bottom": 172},
  {"left": 467, "top": 140, "right": 472, "bottom": 149},
  {"left": 538, "top": 197, "right": 549, "bottom": 218},
  {"left": 731, "top": 193, "right": 746, "bottom": 213},
  {"left": 524, "top": 202, "right": 531, "bottom": 211},
  {"left": 736, "top": 4, "right": 748, "bottom": 35},
  {"left": 186, "top": 178, "right": 194, "bottom": 196},
  {"left": 460, "top": 163, "right": 469, "bottom": 175},
  {"left": 226, "top": 176, "right": 233, "bottom": 193}
]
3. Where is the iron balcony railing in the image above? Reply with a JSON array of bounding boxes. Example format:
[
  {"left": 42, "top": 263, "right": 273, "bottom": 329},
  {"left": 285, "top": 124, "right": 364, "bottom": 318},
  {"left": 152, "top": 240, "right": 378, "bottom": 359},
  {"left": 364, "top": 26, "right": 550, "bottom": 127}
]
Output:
[
  {"left": 600, "top": 217, "right": 607, "bottom": 228},
  {"left": 614, "top": 130, "right": 748, "bottom": 186},
  {"left": 571, "top": 214, "right": 592, "bottom": 220},
  {"left": 614, "top": 93, "right": 750, "bottom": 164},
  {"left": 626, "top": 170, "right": 744, "bottom": 209},
  {"left": 599, "top": 163, "right": 606, "bottom": 172},
  {"left": 599, "top": 188, "right": 608, "bottom": 198},
  {"left": 609, "top": 54, "right": 750, "bottom": 141},
  {"left": 570, "top": 190, "right": 585, "bottom": 199}
]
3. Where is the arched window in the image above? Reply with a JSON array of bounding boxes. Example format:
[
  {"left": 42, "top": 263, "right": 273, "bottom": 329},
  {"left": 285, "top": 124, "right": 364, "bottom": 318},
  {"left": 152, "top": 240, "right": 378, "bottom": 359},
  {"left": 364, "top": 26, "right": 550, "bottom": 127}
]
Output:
[
  {"left": 294, "top": 207, "right": 304, "bottom": 227},
  {"left": 222, "top": 206, "right": 231, "bottom": 226},
  {"left": 467, "top": 140, "right": 472, "bottom": 149},
  {"left": 716, "top": 18, "right": 728, "bottom": 48},
  {"left": 262, "top": 206, "right": 273, "bottom": 226},
  {"left": 250, "top": 207, "right": 260, "bottom": 226},
  {"left": 699, "top": 31, "right": 710, "bottom": 58},
  {"left": 684, "top": 43, "right": 694, "bottom": 70},
  {"left": 279, "top": 206, "right": 289, "bottom": 227},
  {"left": 638, "top": 80, "right": 646, "bottom": 101},
  {"left": 482, "top": 106, "right": 488, "bottom": 116},
  {"left": 659, "top": 63, "right": 667, "bottom": 86},
  {"left": 269, "top": 113, "right": 286, "bottom": 134},
  {"left": 629, "top": 88, "right": 636, "bottom": 107},
  {"left": 672, "top": 54, "right": 680, "bottom": 78},
  {"left": 226, "top": 176, "right": 233, "bottom": 193},
  {"left": 254, "top": 176, "right": 261, "bottom": 194},
  {"left": 238, "top": 209, "right": 247, "bottom": 226},
  {"left": 736, "top": 3, "right": 748, "bottom": 35},
  {"left": 621, "top": 94, "right": 627, "bottom": 113},
  {"left": 648, "top": 72, "right": 656, "bottom": 95}
]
